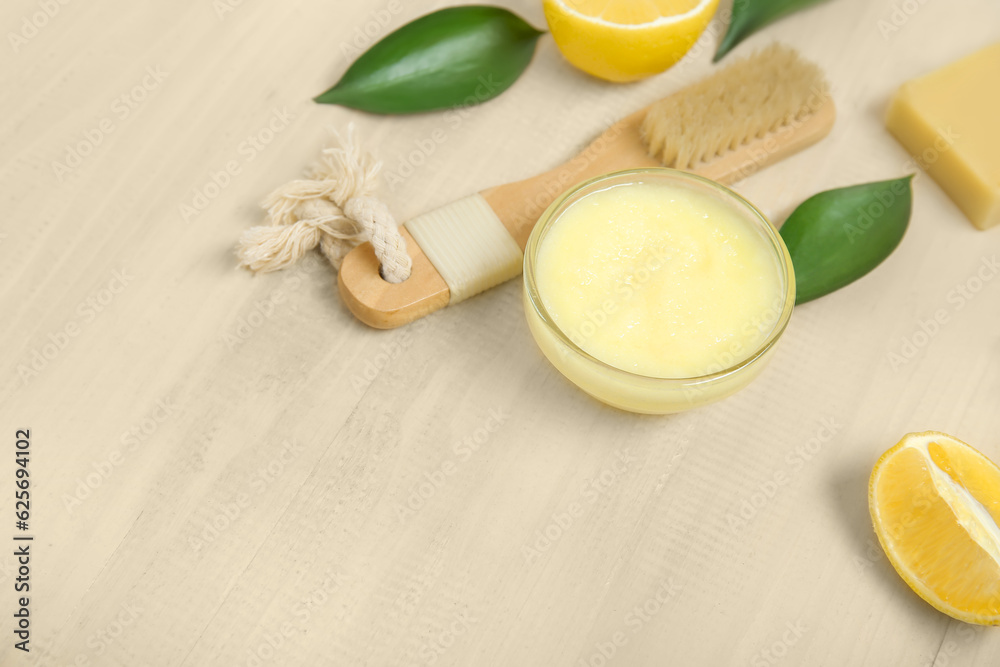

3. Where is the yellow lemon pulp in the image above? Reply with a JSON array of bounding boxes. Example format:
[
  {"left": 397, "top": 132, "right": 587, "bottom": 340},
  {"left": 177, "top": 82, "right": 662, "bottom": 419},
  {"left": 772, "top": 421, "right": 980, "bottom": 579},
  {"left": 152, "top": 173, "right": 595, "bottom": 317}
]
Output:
[
  {"left": 869, "top": 431, "right": 1000, "bottom": 625},
  {"left": 542, "top": 0, "right": 719, "bottom": 82}
]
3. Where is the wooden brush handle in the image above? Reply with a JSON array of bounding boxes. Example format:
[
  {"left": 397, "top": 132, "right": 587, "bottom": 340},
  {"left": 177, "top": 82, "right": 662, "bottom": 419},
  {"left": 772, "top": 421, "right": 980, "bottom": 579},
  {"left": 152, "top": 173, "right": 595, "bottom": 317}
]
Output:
[
  {"left": 338, "top": 225, "right": 450, "bottom": 329},
  {"left": 338, "top": 99, "right": 835, "bottom": 329}
]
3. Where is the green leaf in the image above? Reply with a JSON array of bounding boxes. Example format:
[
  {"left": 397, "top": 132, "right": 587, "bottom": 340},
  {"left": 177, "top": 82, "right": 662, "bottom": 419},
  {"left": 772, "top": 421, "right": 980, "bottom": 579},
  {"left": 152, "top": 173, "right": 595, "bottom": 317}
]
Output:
[
  {"left": 315, "top": 6, "right": 544, "bottom": 115},
  {"left": 714, "top": 0, "right": 830, "bottom": 62},
  {"left": 780, "top": 176, "right": 913, "bottom": 305}
]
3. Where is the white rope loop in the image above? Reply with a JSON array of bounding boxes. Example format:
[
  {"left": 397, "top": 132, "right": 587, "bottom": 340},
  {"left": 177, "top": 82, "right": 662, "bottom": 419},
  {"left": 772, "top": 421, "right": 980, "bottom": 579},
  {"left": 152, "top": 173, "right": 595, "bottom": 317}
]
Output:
[{"left": 236, "top": 126, "right": 412, "bottom": 283}]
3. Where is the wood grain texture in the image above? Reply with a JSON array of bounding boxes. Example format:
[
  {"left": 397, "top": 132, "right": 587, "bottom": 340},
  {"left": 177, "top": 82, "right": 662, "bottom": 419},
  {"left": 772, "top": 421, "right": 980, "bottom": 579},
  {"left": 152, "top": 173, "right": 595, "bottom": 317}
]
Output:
[{"left": 2, "top": 0, "right": 999, "bottom": 665}]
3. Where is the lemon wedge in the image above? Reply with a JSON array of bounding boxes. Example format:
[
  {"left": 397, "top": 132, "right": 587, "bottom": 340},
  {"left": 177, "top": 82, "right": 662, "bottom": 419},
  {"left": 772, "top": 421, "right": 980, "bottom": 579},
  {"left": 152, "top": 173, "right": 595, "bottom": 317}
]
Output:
[
  {"left": 542, "top": 0, "right": 719, "bottom": 82},
  {"left": 869, "top": 431, "right": 1000, "bottom": 625}
]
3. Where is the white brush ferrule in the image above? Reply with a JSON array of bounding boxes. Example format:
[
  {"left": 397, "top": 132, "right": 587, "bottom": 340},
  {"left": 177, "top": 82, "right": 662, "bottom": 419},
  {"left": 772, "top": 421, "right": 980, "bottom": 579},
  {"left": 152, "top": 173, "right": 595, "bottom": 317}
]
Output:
[{"left": 404, "top": 194, "right": 523, "bottom": 304}]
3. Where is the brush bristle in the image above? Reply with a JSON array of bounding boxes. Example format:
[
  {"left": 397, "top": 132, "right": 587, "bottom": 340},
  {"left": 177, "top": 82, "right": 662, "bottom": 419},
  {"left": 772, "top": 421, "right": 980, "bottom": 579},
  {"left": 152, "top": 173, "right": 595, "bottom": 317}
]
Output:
[{"left": 641, "top": 44, "right": 830, "bottom": 170}]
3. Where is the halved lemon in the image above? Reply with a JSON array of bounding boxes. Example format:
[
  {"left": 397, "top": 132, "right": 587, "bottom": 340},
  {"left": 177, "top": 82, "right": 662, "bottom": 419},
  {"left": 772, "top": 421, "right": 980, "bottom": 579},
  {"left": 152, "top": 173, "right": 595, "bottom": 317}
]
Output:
[
  {"left": 542, "top": 0, "right": 719, "bottom": 82},
  {"left": 869, "top": 431, "right": 1000, "bottom": 625}
]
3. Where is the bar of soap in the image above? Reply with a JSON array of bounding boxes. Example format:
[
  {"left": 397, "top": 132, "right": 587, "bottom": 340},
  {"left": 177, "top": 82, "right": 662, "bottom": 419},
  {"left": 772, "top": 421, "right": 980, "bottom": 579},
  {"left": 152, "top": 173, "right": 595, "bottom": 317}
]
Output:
[{"left": 886, "top": 43, "right": 1000, "bottom": 230}]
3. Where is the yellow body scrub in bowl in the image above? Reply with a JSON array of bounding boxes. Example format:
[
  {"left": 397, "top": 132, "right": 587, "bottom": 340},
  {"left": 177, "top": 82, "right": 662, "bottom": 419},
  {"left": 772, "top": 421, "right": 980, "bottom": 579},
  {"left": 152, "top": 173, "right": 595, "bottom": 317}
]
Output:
[{"left": 523, "top": 169, "right": 795, "bottom": 414}]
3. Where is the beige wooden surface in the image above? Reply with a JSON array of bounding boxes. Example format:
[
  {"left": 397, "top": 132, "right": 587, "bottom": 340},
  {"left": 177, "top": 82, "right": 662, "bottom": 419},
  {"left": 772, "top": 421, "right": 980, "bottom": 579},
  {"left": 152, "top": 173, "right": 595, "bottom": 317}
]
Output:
[{"left": 2, "top": 0, "right": 999, "bottom": 665}]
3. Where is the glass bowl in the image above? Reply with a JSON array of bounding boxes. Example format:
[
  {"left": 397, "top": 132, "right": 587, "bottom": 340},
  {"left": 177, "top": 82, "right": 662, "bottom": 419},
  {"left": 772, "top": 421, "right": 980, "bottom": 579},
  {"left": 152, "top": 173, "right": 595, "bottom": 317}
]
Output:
[{"left": 522, "top": 168, "right": 796, "bottom": 414}]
